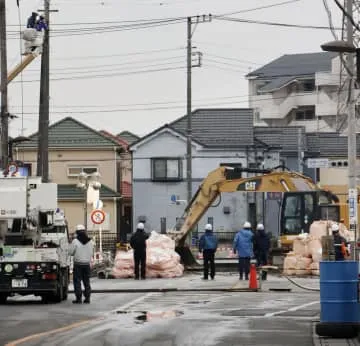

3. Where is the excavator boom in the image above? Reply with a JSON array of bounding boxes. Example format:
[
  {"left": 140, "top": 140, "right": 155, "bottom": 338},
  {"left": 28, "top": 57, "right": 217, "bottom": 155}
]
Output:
[{"left": 168, "top": 166, "right": 318, "bottom": 246}]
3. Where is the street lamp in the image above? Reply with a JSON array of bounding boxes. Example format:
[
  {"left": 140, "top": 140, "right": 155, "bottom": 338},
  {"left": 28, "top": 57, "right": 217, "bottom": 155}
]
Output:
[
  {"left": 321, "top": 39, "right": 358, "bottom": 259},
  {"left": 77, "top": 171, "right": 101, "bottom": 229}
]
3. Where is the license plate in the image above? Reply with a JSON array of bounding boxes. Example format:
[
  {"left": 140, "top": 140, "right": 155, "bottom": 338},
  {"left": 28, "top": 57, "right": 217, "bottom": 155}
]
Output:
[{"left": 11, "top": 279, "right": 28, "bottom": 288}]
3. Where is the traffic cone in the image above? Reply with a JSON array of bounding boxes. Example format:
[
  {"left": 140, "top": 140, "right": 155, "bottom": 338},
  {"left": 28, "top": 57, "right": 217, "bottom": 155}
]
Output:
[{"left": 249, "top": 261, "right": 258, "bottom": 289}]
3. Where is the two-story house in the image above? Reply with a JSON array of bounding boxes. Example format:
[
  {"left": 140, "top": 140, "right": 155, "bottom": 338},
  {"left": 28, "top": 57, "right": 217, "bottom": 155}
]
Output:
[
  {"left": 14, "top": 117, "right": 122, "bottom": 234},
  {"left": 247, "top": 52, "right": 345, "bottom": 132},
  {"left": 129, "top": 108, "right": 281, "bottom": 236}
]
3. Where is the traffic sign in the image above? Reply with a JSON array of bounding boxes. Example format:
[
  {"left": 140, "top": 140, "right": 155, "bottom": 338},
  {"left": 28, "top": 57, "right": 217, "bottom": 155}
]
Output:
[
  {"left": 306, "top": 158, "right": 329, "bottom": 168},
  {"left": 90, "top": 209, "right": 106, "bottom": 225},
  {"left": 93, "top": 199, "right": 103, "bottom": 210}
]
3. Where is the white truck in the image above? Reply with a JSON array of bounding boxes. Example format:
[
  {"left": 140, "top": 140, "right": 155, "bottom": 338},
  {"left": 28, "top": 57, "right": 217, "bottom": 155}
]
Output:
[{"left": 0, "top": 176, "right": 70, "bottom": 303}]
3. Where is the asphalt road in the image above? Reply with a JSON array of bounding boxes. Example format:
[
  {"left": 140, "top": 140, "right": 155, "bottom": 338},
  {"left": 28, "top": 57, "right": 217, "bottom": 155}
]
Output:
[{"left": 1, "top": 286, "right": 321, "bottom": 346}]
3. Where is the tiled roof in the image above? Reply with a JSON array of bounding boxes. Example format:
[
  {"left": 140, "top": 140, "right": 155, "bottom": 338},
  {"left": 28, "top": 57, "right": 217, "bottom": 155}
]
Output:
[
  {"left": 254, "top": 126, "right": 305, "bottom": 153},
  {"left": 117, "top": 131, "right": 140, "bottom": 144},
  {"left": 247, "top": 52, "right": 337, "bottom": 79},
  {"left": 121, "top": 181, "right": 132, "bottom": 198},
  {"left": 17, "top": 117, "right": 121, "bottom": 149},
  {"left": 58, "top": 184, "right": 120, "bottom": 201},
  {"left": 305, "top": 132, "right": 360, "bottom": 158},
  {"left": 170, "top": 108, "right": 254, "bottom": 148},
  {"left": 99, "top": 130, "right": 128, "bottom": 150}
]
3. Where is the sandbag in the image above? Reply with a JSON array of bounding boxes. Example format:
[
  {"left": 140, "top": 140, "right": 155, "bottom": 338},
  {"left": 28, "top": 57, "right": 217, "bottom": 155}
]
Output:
[
  {"left": 112, "top": 231, "right": 184, "bottom": 279},
  {"left": 293, "top": 238, "right": 308, "bottom": 256},
  {"left": 309, "top": 221, "right": 329, "bottom": 239},
  {"left": 308, "top": 238, "right": 322, "bottom": 262},
  {"left": 295, "top": 256, "right": 312, "bottom": 275}
]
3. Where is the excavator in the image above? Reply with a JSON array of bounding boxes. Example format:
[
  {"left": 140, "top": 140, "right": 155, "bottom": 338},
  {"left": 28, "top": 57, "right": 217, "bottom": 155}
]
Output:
[
  {"left": 0, "top": 27, "right": 44, "bottom": 90},
  {"left": 167, "top": 166, "right": 342, "bottom": 266}
]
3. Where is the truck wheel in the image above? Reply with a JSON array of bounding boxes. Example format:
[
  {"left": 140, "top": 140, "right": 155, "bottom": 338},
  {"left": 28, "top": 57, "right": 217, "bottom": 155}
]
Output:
[
  {"left": 0, "top": 294, "right": 7, "bottom": 304},
  {"left": 49, "top": 273, "right": 64, "bottom": 303},
  {"left": 62, "top": 270, "right": 69, "bottom": 301}
]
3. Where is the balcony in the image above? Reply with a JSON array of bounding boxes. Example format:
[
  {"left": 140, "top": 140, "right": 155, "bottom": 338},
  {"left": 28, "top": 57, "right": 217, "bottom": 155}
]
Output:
[{"left": 250, "top": 92, "right": 317, "bottom": 120}]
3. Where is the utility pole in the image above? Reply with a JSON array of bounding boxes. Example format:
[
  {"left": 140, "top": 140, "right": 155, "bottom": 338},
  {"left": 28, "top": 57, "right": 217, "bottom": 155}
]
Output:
[
  {"left": 37, "top": 1, "right": 57, "bottom": 182},
  {"left": 345, "top": 0, "right": 357, "bottom": 259},
  {"left": 0, "top": 0, "right": 8, "bottom": 170},
  {"left": 186, "top": 15, "right": 211, "bottom": 205},
  {"left": 186, "top": 17, "right": 192, "bottom": 205}
]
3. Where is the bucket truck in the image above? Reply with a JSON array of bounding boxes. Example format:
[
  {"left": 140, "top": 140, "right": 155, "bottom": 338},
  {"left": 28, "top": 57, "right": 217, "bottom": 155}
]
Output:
[{"left": 0, "top": 171, "right": 70, "bottom": 303}]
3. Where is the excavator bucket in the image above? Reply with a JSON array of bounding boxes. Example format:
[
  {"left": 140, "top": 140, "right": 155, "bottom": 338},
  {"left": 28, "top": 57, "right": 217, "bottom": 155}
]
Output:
[{"left": 175, "top": 245, "right": 199, "bottom": 268}]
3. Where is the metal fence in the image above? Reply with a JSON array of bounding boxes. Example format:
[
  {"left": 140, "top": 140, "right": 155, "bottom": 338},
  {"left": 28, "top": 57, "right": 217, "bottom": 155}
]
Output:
[
  {"left": 88, "top": 232, "right": 117, "bottom": 255},
  {"left": 191, "top": 231, "right": 236, "bottom": 247}
]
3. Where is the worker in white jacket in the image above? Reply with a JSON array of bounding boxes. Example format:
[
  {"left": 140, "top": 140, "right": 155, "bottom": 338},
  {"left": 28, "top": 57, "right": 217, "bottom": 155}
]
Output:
[{"left": 69, "top": 224, "right": 94, "bottom": 304}]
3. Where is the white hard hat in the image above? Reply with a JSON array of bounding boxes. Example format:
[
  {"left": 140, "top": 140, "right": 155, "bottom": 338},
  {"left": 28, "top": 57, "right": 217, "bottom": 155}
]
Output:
[
  {"left": 205, "top": 223, "right": 213, "bottom": 231},
  {"left": 137, "top": 222, "right": 145, "bottom": 230},
  {"left": 331, "top": 223, "right": 340, "bottom": 232},
  {"left": 256, "top": 223, "right": 264, "bottom": 231},
  {"left": 243, "top": 221, "right": 251, "bottom": 229},
  {"left": 75, "top": 224, "right": 85, "bottom": 231}
]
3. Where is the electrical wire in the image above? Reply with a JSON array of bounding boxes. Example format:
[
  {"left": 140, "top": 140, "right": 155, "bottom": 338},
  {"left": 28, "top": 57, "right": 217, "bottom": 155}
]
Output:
[{"left": 216, "top": 16, "right": 343, "bottom": 31}]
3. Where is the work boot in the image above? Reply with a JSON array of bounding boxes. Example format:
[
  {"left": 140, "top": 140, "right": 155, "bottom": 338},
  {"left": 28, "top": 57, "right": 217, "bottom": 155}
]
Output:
[
  {"left": 83, "top": 298, "right": 90, "bottom": 304},
  {"left": 72, "top": 299, "right": 82, "bottom": 304}
]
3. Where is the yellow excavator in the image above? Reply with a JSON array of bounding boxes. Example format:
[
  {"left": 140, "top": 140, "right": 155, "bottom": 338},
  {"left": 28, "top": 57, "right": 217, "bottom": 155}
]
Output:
[
  {"left": 167, "top": 166, "right": 342, "bottom": 266},
  {"left": 0, "top": 28, "right": 43, "bottom": 90}
]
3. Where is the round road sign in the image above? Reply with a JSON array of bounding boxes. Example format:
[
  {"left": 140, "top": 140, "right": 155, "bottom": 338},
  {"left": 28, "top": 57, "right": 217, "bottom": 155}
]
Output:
[{"left": 90, "top": 209, "right": 105, "bottom": 225}]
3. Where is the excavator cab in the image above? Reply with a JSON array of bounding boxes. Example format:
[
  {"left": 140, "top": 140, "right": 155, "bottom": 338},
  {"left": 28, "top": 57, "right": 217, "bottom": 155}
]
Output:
[{"left": 279, "top": 190, "right": 340, "bottom": 250}]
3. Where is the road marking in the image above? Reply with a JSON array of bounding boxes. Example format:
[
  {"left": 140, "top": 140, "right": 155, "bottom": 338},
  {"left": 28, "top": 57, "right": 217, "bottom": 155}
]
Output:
[
  {"left": 5, "top": 319, "right": 100, "bottom": 346},
  {"left": 264, "top": 301, "right": 319, "bottom": 317},
  {"left": 5, "top": 293, "right": 154, "bottom": 346}
]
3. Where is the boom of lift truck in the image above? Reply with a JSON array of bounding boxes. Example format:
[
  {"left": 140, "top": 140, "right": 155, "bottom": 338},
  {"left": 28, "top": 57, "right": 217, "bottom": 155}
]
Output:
[{"left": 0, "top": 176, "right": 70, "bottom": 303}]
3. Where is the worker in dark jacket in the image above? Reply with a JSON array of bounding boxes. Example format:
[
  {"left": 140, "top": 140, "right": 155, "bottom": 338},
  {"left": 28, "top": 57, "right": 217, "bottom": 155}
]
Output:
[
  {"left": 27, "top": 12, "right": 38, "bottom": 29},
  {"left": 199, "top": 223, "right": 218, "bottom": 280},
  {"left": 130, "top": 223, "right": 149, "bottom": 280},
  {"left": 253, "top": 223, "right": 271, "bottom": 280},
  {"left": 36, "top": 16, "right": 48, "bottom": 31},
  {"left": 332, "top": 223, "right": 349, "bottom": 261},
  {"left": 233, "top": 221, "right": 254, "bottom": 280}
]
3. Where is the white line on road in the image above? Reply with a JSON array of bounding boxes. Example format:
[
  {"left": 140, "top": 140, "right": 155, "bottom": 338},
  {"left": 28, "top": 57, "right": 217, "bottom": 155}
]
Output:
[{"left": 264, "top": 301, "right": 319, "bottom": 317}]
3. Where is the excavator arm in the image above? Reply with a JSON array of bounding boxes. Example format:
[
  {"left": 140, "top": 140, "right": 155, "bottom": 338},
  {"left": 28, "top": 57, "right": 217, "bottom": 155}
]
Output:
[{"left": 168, "top": 166, "right": 318, "bottom": 246}]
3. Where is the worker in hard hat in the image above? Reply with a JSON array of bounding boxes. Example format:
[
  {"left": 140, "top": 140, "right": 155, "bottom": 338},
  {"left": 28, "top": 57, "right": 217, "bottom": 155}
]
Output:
[
  {"left": 199, "top": 223, "right": 218, "bottom": 280},
  {"left": 332, "top": 223, "right": 349, "bottom": 261},
  {"left": 130, "top": 222, "right": 149, "bottom": 280},
  {"left": 233, "top": 221, "right": 254, "bottom": 280},
  {"left": 27, "top": 12, "right": 38, "bottom": 29},
  {"left": 253, "top": 223, "right": 271, "bottom": 280},
  {"left": 69, "top": 224, "right": 94, "bottom": 304}
]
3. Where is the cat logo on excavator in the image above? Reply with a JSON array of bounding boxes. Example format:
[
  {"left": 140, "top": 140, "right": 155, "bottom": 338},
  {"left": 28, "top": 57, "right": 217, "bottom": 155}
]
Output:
[{"left": 237, "top": 179, "right": 261, "bottom": 191}]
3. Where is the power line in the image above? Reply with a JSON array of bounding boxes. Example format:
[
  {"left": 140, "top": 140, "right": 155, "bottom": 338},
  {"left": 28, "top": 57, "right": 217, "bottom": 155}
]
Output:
[{"left": 216, "top": 16, "right": 343, "bottom": 30}]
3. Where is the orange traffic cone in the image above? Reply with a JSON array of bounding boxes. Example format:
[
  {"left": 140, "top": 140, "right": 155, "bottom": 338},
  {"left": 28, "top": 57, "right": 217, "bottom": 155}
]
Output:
[{"left": 249, "top": 261, "right": 258, "bottom": 289}]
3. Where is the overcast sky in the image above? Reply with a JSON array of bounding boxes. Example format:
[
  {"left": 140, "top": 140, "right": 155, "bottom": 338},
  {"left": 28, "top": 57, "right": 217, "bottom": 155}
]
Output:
[{"left": 4, "top": 0, "right": 342, "bottom": 138}]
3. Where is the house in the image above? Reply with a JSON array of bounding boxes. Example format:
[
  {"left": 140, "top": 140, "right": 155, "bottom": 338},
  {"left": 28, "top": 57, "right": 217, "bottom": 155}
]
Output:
[
  {"left": 247, "top": 52, "right": 346, "bottom": 132},
  {"left": 14, "top": 117, "right": 122, "bottom": 234},
  {"left": 129, "top": 108, "right": 281, "bottom": 235},
  {"left": 99, "top": 130, "right": 133, "bottom": 239}
]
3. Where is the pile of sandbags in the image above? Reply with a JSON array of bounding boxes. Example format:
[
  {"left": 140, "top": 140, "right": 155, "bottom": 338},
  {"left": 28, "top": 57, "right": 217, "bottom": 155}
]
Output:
[
  {"left": 112, "top": 231, "right": 184, "bottom": 279},
  {"left": 283, "top": 220, "right": 354, "bottom": 276},
  {"left": 283, "top": 221, "right": 329, "bottom": 276}
]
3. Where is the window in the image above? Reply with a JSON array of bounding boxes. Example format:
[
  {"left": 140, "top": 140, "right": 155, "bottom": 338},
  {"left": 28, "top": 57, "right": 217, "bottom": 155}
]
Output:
[
  {"left": 151, "top": 158, "right": 182, "bottom": 181},
  {"left": 295, "top": 107, "right": 315, "bottom": 121},
  {"left": 67, "top": 166, "right": 99, "bottom": 177},
  {"left": 301, "top": 79, "right": 315, "bottom": 92}
]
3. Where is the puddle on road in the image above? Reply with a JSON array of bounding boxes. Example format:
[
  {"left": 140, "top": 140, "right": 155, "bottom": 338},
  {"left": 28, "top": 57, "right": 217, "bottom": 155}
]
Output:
[{"left": 114, "top": 310, "right": 184, "bottom": 324}]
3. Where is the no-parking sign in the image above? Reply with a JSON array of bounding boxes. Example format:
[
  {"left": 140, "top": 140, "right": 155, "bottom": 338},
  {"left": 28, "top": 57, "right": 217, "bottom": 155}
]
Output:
[{"left": 90, "top": 209, "right": 105, "bottom": 225}]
